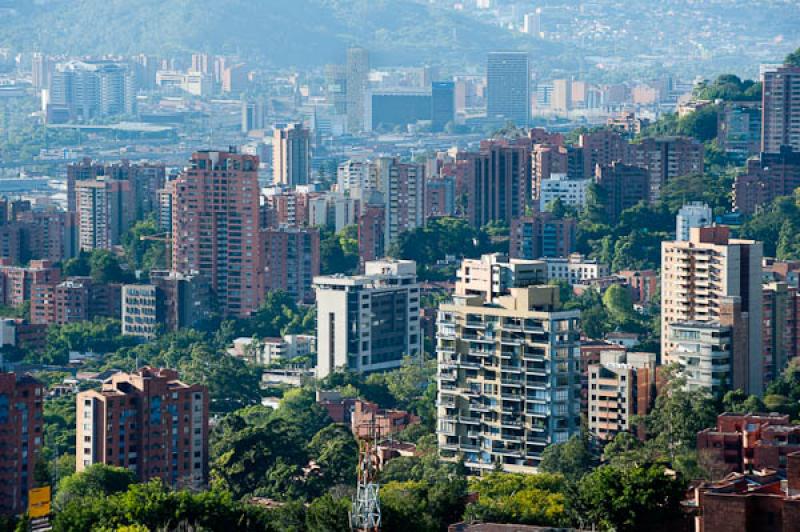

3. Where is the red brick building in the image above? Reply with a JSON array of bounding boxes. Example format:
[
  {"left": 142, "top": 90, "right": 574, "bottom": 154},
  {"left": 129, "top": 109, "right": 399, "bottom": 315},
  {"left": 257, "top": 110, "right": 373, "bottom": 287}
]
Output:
[
  {"left": 170, "top": 150, "right": 263, "bottom": 317},
  {"left": 464, "top": 138, "right": 532, "bottom": 227},
  {"left": 734, "top": 147, "right": 800, "bottom": 214},
  {"left": 0, "top": 373, "right": 44, "bottom": 516},
  {"left": 697, "top": 413, "right": 800, "bottom": 473},
  {"left": 509, "top": 212, "right": 576, "bottom": 260},
  {"left": 0, "top": 259, "right": 61, "bottom": 307},
  {"left": 317, "top": 392, "right": 420, "bottom": 438},
  {"left": 357, "top": 201, "right": 386, "bottom": 265},
  {"left": 76, "top": 367, "right": 209, "bottom": 489},
  {"left": 618, "top": 269, "right": 659, "bottom": 305},
  {"left": 688, "top": 452, "right": 800, "bottom": 532},
  {"left": 579, "top": 129, "right": 630, "bottom": 179},
  {"left": 594, "top": 162, "right": 650, "bottom": 224},
  {"left": 30, "top": 277, "right": 120, "bottom": 325},
  {"left": 763, "top": 282, "right": 800, "bottom": 386}
]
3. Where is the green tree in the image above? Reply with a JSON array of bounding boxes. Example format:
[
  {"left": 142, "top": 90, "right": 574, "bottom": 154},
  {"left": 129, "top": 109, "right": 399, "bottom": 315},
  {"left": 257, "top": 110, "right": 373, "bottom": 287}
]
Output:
[
  {"left": 602, "top": 284, "right": 636, "bottom": 324},
  {"left": 88, "top": 249, "right": 135, "bottom": 283},
  {"left": 306, "top": 424, "right": 358, "bottom": 495},
  {"left": 320, "top": 226, "right": 359, "bottom": 275},
  {"left": 786, "top": 47, "right": 800, "bottom": 67},
  {"left": 306, "top": 492, "right": 351, "bottom": 532},
  {"left": 55, "top": 464, "right": 137, "bottom": 510},
  {"left": 575, "top": 463, "right": 685, "bottom": 532},
  {"left": 539, "top": 434, "right": 595, "bottom": 482},
  {"left": 464, "top": 472, "right": 569, "bottom": 527}
]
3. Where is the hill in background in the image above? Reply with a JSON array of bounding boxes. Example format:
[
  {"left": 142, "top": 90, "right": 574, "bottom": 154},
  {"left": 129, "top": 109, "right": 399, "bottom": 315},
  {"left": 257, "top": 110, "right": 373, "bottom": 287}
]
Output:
[{"left": 0, "top": 0, "right": 565, "bottom": 67}]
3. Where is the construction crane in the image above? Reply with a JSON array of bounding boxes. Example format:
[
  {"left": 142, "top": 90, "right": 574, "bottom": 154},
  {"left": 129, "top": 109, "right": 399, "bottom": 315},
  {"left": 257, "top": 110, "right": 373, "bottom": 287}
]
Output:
[{"left": 350, "top": 419, "right": 381, "bottom": 532}]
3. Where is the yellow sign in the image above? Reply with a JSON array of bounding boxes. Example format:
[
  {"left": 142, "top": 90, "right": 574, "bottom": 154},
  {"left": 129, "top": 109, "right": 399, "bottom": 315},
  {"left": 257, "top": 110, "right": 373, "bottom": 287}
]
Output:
[{"left": 28, "top": 486, "right": 51, "bottom": 518}]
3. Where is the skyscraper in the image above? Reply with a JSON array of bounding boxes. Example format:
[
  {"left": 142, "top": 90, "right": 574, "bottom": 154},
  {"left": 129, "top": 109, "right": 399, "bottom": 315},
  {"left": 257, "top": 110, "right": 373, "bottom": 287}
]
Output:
[
  {"left": 761, "top": 65, "right": 800, "bottom": 153},
  {"left": 273, "top": 123, "right": 311, "bottom": 186},
  {"left": 170, "top": 150, "right": 263, "bottom": 317},
  {"left": 431, "top": 81, "right": 455, "bottom": 132},
  {"left": 661, "top": 227, "right": 763, "bottom": 395},
  {"left": 487, "top": 52, "right": 530, "bottom": 126},
  {"left": 346, "top": 46, "right": 369, "bottom": 134}
]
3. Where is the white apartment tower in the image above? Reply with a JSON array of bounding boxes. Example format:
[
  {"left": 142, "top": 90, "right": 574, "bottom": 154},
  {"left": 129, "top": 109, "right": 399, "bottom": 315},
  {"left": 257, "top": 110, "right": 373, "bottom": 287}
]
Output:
[
  {"left": 437, "top": 286, "right": 581, "bottom": 474},
  {"left": 315, "top": 260, "right": 421, "bottom": 378}
]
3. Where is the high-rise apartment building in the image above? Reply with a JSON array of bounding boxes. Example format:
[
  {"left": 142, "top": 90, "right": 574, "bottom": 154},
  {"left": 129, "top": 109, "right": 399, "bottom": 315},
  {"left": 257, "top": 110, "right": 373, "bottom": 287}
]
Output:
[
  {"left": 629, "top": 137, "right": 704, "bottom": 201},
  {"left": 510, "top": 213, "right": 576, "bottom": 260},
  {"left": 262, "top": 226, "right": 320, "bottom": 304},
  {"left": 437, "top": 286, "right": 581, "bottom": 473},
  {"left": 337, "top": 160, "right": 376, "bottom": 196},
  {"left": 346, "top": 46, "right": 370, "bottom": 134},
  {"left": 762, "top": 282, "right": 800, "bottom": 386},
  {"left": 551, "top": 79, "right": 571, "bottom": 114},
  {"left": 0, "top": 373, "right": 43, "bottom": 516},
  {"left": 588, "top": 351, "right": 656, "bottom": 441},
  {"left": 464, "top": 139, "right": 532, "bottom": 227},
  {"left": 170, "top": 150, "right": 263, "bottom": 317},
  {"left": 76, "top": 368, "right": 209, "bottom": 489},
  {"left": 66, "top": 159, "right": 166, "bottom": 219},
  {"left": 431, "top": 81, "right": 455, "bottom": 132},
  {"left": 487, "top": 52, "right": 530, "bottom": 126},
  {"left": 75, "top": 178, "right": 133, "bottom": 251},
  {"left": 31, "top": 52, "right": 52, "bottom": 91},
  {"left": 676, "top": 202, "right": 713, "bottom": 241},
  {"left": 593, "top": 162, "right": 649, "bottom": 224},
  {"left": 373, "top": 157, "right": 424, "bottom": 249},
  {"left": 761, "top": 65, "right": 800, "bottom": 153},
  {"left": 661, "top": 227, "right": 763, "bottom": 395},
  {"left": 579, "top": 130, "right": 629, "bottom": 179},
  {"left": 357, "top": 198, "right": 386, "bottom": 265},
  {"left": 148, "top": 270, "right": 212, "bottom": 332},
  {"left": 733, "top": 147, "right": 800, "bottom": 214},
  {"left": 314, "top": 260, "right": 421, "bottom": 378},
  {"left": 717, "top": 101, "right": 762, "bottom": 159},
  {"left": 273, "top": 123, "right": 311, "bottom": 186},
  {"left": 48, "top": 60, "right": 136, "bottom": 121}
]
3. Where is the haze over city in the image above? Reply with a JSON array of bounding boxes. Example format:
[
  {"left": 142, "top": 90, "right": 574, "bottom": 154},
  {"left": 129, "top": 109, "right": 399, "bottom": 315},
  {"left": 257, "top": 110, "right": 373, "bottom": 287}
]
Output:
[{"left": 0, "top": 1, "right": 799, "bottom": 531}]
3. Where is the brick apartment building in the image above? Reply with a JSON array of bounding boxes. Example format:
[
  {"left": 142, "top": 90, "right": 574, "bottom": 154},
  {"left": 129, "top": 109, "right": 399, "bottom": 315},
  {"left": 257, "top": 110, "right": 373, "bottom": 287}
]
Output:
[
  {"left": 170, "top": 150, "right": 263, "bottom": 317},
  {"left": 688, "top": 451, "right": 800, "bottom": 532},
  {"left": 76, "top": 368, "right": 209, "bottom": 489},
  {"left": 0, "top": 373, "right": 43, "bottom": 516},
  {"left": 697, "top": 413, "right": 800, "bottom": 473}
]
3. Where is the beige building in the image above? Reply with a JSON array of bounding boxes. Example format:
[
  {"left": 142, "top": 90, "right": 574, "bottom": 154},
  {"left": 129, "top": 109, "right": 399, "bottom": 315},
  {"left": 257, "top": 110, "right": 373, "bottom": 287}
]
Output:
[
  {"left": 588, "top": 351, "right": 656, "bottom": 441},
  {"left": 75, "top": 177, "right": 133, "bottom": 251},
  {"left": 456, "top": 253, "right": 546, "bottom": 303},
  {"left": 661, "top": 227, "right": 763, "bottom": 395},
  {"left": 273, "top": 123, "right": 311, "bottom": 186},
  {"left": 437, "top": 286, "right": 581, "bottom": 474}
]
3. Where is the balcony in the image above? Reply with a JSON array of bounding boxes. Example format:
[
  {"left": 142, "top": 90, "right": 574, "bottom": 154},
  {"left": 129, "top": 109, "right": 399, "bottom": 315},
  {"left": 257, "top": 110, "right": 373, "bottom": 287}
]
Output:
[{"left": 459, "top": 415, "right": 481, "bottom": 425}]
